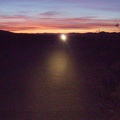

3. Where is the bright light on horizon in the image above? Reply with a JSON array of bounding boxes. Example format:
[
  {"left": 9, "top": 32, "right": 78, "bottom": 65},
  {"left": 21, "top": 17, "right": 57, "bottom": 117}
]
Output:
[{"left": 60, "top": 34, "right": 67, "bottom": 42}]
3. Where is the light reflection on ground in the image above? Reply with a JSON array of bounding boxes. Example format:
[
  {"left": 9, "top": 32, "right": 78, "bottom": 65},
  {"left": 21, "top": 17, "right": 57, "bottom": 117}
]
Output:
[{"left": 47, "top": 52, "right": 68, "bottom": 84}]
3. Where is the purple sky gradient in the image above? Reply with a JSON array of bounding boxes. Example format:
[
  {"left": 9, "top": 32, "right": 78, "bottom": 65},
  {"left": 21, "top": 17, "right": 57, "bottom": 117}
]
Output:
[{"left": 0, "top": 0, "right": 120, "bottom": 33}]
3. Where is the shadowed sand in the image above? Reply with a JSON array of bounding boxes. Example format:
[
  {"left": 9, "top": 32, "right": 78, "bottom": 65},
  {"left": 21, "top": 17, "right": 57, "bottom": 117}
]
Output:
[{"left": 1, "top": 31, "right": 120, "bottom": 120}]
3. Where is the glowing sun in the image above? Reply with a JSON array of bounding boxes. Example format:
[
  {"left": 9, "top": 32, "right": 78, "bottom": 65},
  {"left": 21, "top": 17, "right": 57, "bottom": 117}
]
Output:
[{"left": 60, "top": 34, "right": 67, "bottom": 41}]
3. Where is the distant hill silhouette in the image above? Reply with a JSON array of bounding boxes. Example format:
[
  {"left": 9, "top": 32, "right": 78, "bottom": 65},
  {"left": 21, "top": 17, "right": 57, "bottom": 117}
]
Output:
[
  {"left": 0, "top": 29, "right": 120, "bottom": 42},
  {"left": 0, "top": 29, "right": 120, "bottom": 35},
  {"left": 0, "top": 30, "right": 13, "bottom": 35}
]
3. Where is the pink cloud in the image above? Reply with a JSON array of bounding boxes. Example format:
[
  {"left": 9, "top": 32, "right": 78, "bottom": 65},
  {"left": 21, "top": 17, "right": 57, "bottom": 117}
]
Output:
[
  {"left": 0, "top": 15, "right": 29, "bottom": 19},
  {"left": 0, "top": 14, "right": 119, "bottom": 32},
  {"left": 39, "top": 11, "right": 60, "bottom": 17}
]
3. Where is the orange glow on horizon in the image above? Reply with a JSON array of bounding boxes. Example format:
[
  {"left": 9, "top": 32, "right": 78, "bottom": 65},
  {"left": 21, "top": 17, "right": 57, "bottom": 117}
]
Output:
[
  {"left": 1, "top": 16, "right": 119, "bottom": 34},
  {"left": 10, "top": 28, "right": 118, "bottom": 34}
]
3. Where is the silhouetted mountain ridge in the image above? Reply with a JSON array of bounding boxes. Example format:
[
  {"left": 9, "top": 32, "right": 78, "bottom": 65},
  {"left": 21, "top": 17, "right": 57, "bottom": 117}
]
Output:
[
  {"left": 0, "top": 30, "right": 14, "bottom": 34},
  {"left": 0, "top": 29, "right": 120, "bottom": 42}
]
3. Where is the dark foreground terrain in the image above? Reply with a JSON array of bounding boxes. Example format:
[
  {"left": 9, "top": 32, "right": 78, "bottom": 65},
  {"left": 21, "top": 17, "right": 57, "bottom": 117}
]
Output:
[{"left": 1, "top": 30, "right": 120, "bottom": 120}]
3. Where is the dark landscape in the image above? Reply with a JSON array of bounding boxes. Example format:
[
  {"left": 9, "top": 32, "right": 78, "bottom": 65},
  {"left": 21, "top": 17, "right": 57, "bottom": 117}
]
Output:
[{"left": 1, "top": 30, "right": 120, "bottom": 120}]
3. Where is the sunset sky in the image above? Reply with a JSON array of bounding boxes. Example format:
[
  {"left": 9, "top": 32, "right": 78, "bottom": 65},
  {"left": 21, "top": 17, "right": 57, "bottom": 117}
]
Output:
[{"left": 0, "top": 0, "right": 120, "bottom": 33}]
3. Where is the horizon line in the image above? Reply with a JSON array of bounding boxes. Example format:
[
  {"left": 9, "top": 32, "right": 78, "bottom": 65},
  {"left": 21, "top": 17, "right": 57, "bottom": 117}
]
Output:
[{"left": 1, "top": 29, "right": 120, "bottom": 34}]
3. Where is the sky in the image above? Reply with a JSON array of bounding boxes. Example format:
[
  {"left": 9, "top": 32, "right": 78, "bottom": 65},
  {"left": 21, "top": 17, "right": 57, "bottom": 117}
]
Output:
[{"left": 0, "top": 0, "right": 120, "bottom": 33}]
